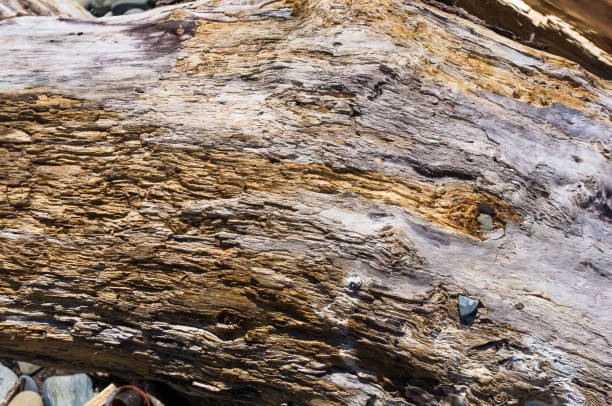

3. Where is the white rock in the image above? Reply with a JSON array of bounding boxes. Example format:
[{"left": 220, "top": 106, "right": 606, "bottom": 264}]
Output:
[
  {"left": 0, "top": 364, "right": 18, "bottom": 404},
  {"left": 42, "top": 374, "right": 93, "bottom": 406},
  {"left": 17, "top": 361, "right": 42, "bottom": 376}
]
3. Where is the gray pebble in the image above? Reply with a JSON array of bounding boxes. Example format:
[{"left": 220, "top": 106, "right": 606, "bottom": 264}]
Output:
[
  {"left": 346, "top": 275, "right": 362, "bottom": 291},
  {"left": 19, "top": 375, "right": 39, "bottom": 393},
  {"left": 89, "top": 0, "right": 113, "bottom": 15},
  {"left": 42, "top": 374, "right": 93, "bottom": 406},
  {"left": 458, "top": 295, "right": 479, "bottom": 320},
  {"left": 111, "top": 0, "right": 148, "bottom": 15},
  {"left": 477, "top": 213, "right": 494, "bottom": 231},
  {"left": 123, "top": 8, "right": 145, "bottom": 14},
  {"left": 0, "top": 364, "right": 18, "bottom": 404}
]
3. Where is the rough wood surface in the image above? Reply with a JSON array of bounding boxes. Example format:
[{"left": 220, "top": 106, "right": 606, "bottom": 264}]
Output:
[
  {"left": 0, "top": 1, "right": 611, "bottom": 405},
  {"left": 0, "top": 0, "right": 89, "bottom": 18}
]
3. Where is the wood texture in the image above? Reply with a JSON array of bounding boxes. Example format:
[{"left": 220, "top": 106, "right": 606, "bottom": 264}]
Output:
[
  {"left": 0, "top": 0, "right": 90, "bottom": 18},
  {"left": 0, "top": 1, "right": 611, "bottom": 405}
]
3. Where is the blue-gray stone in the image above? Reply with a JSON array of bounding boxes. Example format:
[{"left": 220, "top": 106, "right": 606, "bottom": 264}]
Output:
[
  {"left": 19, "top": 375, "right": 39, "bottom": 393},
  {"left": 458, "top": 295, "right": 479, "bottom": 319},
  {"left": 42, "top": 374, "right": 93, "bottom": 406},
  {"left": 0, "top": 364, "right": 18, "bottom": 404}
]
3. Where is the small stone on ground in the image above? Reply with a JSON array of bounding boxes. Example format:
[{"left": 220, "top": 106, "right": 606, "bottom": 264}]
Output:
[
  {"left": 478, "top": 203, "right": 495, "bottom": 216},
  {"left": 477, "top": 213, "right": 494, "bottom": 231},
  {"left": 42, "top": 374, "right": 93, "bottom": 406},
  {"left": 458, "top": 295, "right": 479, "bottom": 320},
  {"left": 19, "top": 375, "right": 39, "bottom": 393},
  {"left": 346, "top": 275, "right": 362, "bottom": 291},
  {"left": 17, "top": 362, "right": 42, "bottom": 376}
]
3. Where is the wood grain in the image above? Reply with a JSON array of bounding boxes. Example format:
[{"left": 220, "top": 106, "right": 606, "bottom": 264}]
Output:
[{"left": 0, "top": 1, "right": 610, "bottom": 405}]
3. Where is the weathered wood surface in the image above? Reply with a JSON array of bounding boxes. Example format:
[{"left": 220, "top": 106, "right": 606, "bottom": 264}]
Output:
[
  {"left": 0, "top": 0, "right": 90, "bottom": 18},
  {"left": 0, "top": 0, "right": 611, "bottom": 405}
]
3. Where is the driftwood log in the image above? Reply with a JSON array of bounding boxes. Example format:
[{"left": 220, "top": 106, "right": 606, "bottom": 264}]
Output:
[{"left": 0, "top": 0, "right": 611, "bottom": 405}]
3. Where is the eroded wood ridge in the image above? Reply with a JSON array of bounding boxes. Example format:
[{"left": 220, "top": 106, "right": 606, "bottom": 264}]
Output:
[{"left": 0, "top": 0, "right": 610, "bottom": 405}]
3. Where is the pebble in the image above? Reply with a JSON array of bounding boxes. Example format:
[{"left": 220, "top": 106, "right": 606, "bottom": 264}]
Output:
[
  {"left": 8, "top": 391, "right": 43, "bottom": 406},
  {"left": 17, "top": 362, "right": 42, "bottom": 376},
  {"left": 458, "top": 295, "right": 479, "bottom": 320},
  {"left": 346, "top": 275, "right": 362, "bottom": 291},
  {"left": 89, "top": 0, "right": 113, "bottom": 15},
  {"left": 123, "top": 7, "right": 145, "bottom": 14},
  {"left": 111, "top": 0, "right": 148, "bottom": 15},
  {"left": 42, "top": 374, "right": 93, "bottom": 406},
  {"left": 0, "top": 364, "right": 18, "bottom": 404},
  {"left": 478, "top": 203, "right": 495, "bottom": 216},
  {"left": 19, "top": 375, "right": 39, "bottom": 393},
  {"left": 477, "top": 213, "right": 494, "bottom": 231}
]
